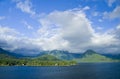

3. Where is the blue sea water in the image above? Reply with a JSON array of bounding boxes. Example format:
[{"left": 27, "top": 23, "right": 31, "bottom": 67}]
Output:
[{"left": 0, "top": 63, "right": 120, "bottom": 79}]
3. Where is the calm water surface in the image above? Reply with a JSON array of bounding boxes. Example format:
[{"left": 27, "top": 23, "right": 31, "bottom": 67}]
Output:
[{"left": 0, "top": 63, "right": 120, "bottom": 79}]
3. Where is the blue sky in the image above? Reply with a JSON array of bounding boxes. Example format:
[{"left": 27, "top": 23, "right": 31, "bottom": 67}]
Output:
[{"left": 0, "top": 0, "right": 120, "bottom": 55}]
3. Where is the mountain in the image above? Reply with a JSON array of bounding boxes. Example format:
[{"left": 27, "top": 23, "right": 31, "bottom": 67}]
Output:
[
  {"left": 83, "top": 49, "right": 97, "bottom": 55},
  {"left": 46, "top": 50, "right": 82, "bottom": 60},
  {"left": 0, "top": 48, "right": 15, "bottom": 59},
  {"left": 75, "top": 50, "right": 119, "bottom": 62},
  {"left": 0, "top": 48, "right": 11, "bottom": 55},
  {"left": 0, "top": 48, "right": 76, "bottom": 66},
  {"left": 33, "top": 54, "right": 60, "bottom": 61},
  {"left": 0, "top": 48, "right": 120, "bottom": 63},
  {"left": 0, "top": 48, "right": 26, "bottom": 58},
  {"left": 13, "top": 48, "right": 42, "bottom": 57},
  {"left": 102, "top": 54, "right": 120, "bottom": 59}
]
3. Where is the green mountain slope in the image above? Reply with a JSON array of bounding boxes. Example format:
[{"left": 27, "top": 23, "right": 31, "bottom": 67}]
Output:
[
  {"left": 33, "top": 54, "right": 60, "bottom": 61},
  {"left": 0, "top": 48, "right": 76, "bottom": 66},
  {"left": 0, "top": 48, "right": 15, "bottom": 59},
  {"left": 0, "top": 48, "right": 120, "bottom": 66},
  {"left": 75, "top": 50, "right": 119, "bottom": 63},
  {"left": 27, "top": 54, "right": 76, "bottom": 66},
  {"left": 48, "top": 50, "right": 75, "bottom": 60},
  {"left": 0, "top": 53, "right": 14, "bottom": 59},
  {"left": 46, "top": 50, "right": 82, "bottom": 60}
]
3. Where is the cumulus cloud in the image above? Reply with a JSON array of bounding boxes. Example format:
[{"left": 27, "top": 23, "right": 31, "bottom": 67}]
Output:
[
  {"left": 39, "top": 9, "right": 118, "bottom": 52},
  {"left": 14, "top": 0, "right": 35, "bottom": 15},
  {"left": 105, "top": 26, "right": 120, "bottom": 53},
  {"left": 95, "top": 26, "right": 103, "bottom": 30},
  {"left": 37, "top": 9, "right": 120, "bottom": 53},
  {"left": 92, "top": 33, "right": 117, "bottom": 46},
  {"left": 0, "top": 26, "right": 41, "bottom": 55},
  {"left": 114, "top": 24, "right": 120, "bottom": 39},
  {"left": 116, "top": 24, "right": 120, "bottom": 29},
  {"left": 82, "top": 6, "right": 90, "bottom": 11},
  {"left": 0, "top": 26, "right": 21, "bottom": 50},
  {"left": 107, "top": 0, "right": 116, "bottom": 7},
  {"left": 98, "top": 19, "right": 103, "bottom": 22},
  {"left": 22, "top": 21, "right": 33, "bottom": 30},
  {"left": 0, "top": 16, "right": 6, "bottom": 20},
  {"left": 104, "top": 6, "right": 120, "bottom": 19},
  {"left": 93, "top": 25, "right": 120, "bottom": 54},
  {"left": 92, "top": 12, "right": 99, "bottom": 16},
  {"left": 0, "top": 8, "right": 120, "bottom": 54},
  {"left": 109, "top": 6, "right": 120, "bottom": 19},
  {"left": 0, "top": 25, "right": 20, "bottom": 36},
  {"left": 38, "top": 9, "right": 95, "bottom": 52}
]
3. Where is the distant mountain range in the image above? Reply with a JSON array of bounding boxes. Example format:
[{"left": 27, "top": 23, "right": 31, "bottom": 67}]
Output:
[
  {"left": 0, "top": 48, "right": 33, "bottom": 58},
  {"left": 75, "top": 50, "right": 119, "bottom": 62},
  {"left": 0, "top": 48, "right": 120, "bottom": 63},
  {"left": 0, "top": 48, "right": 76, "bottom": 66}
]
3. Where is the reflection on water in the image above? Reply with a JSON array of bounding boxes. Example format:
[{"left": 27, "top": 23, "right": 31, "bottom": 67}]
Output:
[{"left": 0, "top": 63, "right": 120, "bottom": 79}]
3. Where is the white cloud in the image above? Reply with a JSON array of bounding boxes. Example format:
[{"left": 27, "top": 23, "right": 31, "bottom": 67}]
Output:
[
  {"left": 83, "top": 6, "right": 90, "bottom": 11},
  {"left": 104, "top": 6, "right": 120, "bottom": 19},
  {"left": 22, "top": 21, "right": 33, "bottom": 30},
  {"left": 114, "top": 24, "right": 120, "bottom": 39},
  {"left": 14, "top": 0, "right": 35, "bottom": 15},
  {"left": 92, "top": 33, "right": 117, "bottom": 46},
  {"left": 0, "top": 7, "right": 120, "bottom": 54},
  {"left": 0, "top": 25, "right": 20, "bottom": 36},
  {"left": 38, "top": 9, "right": 120, "bottom": 53},
  {"left": 0, "top": 26, "right": 41, "bottom": 55},
  {"left": 0, "top": 16, "right": 5, "bottom": 20},
  {"left": 95, "top": 26, "right": 103, "bottom": 30},
  {"left": 98, "top": 19, "right": 103, "bottom": 22},
  {"left": 92, "top": 12, "right": 99, "bottom": 16},
  {"left": 38, "top": 9, "right": 95, "bottom": 52},
  {"left": 107, "top": 26, "right": 120, "bottom": 53},
  {"left": 0, "top": 26, "right": 21, "bottom": 50},
  {"left": 107, "top": 0, "right": 116, "bottom": 7},
  {"left": 109, "top": 6, "right": 120, "bottom": 19},
  {"left": 116, "top": 24, "right": 120, "bottom": 29}
]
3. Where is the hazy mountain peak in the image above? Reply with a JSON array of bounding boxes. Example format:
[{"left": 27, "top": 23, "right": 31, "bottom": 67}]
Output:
[{"left": 84, "top": 49, "right": 97, "bottom": 55}]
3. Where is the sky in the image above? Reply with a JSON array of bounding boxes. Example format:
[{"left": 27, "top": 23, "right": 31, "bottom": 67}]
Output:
[{"left": 0, "top": 0, "right": 120, "bottom": 55}]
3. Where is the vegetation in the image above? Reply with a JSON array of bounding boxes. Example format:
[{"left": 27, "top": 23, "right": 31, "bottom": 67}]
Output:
[
  {"left": 0, "top": 59, "right": 27, "bottom": 66},
  {"left": 0, "top": 53, "right": 77, "bottom": 66},
  {"left": 33, "top": 55, "right": 60, "bottom": 61},
  {"left": 75, "top": 52, "right": 120, "bottom": 63},
  {"left": 0, "top": 48, "right": 120, "bottom": 66},
  {"left": 26, "top": 60, "right": 76, "bottom": 66}
]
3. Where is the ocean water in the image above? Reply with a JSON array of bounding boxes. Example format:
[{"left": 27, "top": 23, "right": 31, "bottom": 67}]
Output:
[{"left": 0, "top": 63, "right": 120, "bottom": 79}]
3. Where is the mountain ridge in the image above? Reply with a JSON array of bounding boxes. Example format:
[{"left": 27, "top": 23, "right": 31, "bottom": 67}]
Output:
[{"left": 0, "top": 48, "right": 120, "bottom": 62}]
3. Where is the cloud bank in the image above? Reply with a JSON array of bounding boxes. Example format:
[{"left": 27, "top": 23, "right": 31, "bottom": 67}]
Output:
[
  {"left": 0, "top": 7, "right": 120, "bottom": 54},
  {"left": 14, "top": 0, "right": 35, "bottom": 15},
  {"left": 104, "top": 6, "right": 120, "bottom": 19}
]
